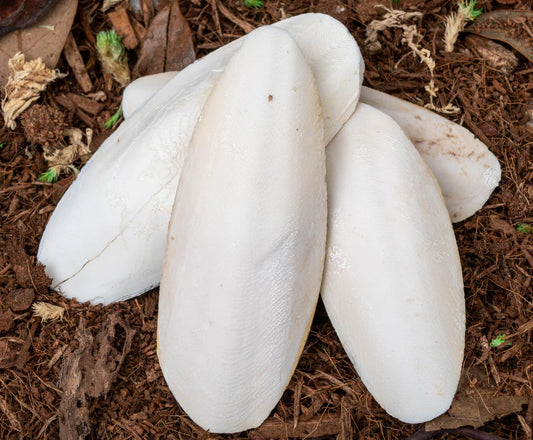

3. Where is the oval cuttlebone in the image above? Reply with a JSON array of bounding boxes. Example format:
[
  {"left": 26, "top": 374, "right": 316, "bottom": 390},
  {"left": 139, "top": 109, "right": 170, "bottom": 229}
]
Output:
[
  {"left": 158, "top": 27, "right": 326, "bottom": 433},
  {"left": 37, "top": 13, "right": 363, "bottom": 305},
  {"left": 125, "top": 79, "right": 500, "bottom": 224},
  {"left": 360, "top": 86, "right": 501, "bottom": 222},
  {"left": 322, "top": 102, "right": 465, "bottom": 423}
]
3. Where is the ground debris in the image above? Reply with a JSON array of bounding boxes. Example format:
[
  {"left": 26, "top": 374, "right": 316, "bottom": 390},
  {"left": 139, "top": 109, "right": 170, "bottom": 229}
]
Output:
[
  {"left": 6, "top": 288, "right": 35, "bottom": 312},
  {"left": 425, "top": 367, "right": 528, "bottom": 431},
  {"left": 465, "top": 35, "right": 518, "bottom": 74},
  {"left": 1, "top": 52, "right": 67, "bottom": 129},
  {"left": 5, "top": 232, "right": 52, "bottom": 293},
  {"left": 20, "top": 104, "right": 67, "bottom": 147},
  {"left": 133, "top": 1, "right": 195, "bottom": 78},
  {"left": 58, "top": 313, "right": 135, "bottom": 440},
  {"left": 42, "top": 127, "right": 93, "bottom": 180},
  {"left": 250, "top": 414, "right": 341, "bottom": 439},
  {"left": 32, "top": 302, "right": 65, "bottom": 321},
  {"left": 0, "top": 308, "right": 14, "bottom": 334}
]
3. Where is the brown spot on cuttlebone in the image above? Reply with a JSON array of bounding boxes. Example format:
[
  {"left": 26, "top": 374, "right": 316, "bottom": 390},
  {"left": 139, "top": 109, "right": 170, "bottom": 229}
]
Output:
[{"left": 268, "top": 95, "right": 273, "bottom": 102}]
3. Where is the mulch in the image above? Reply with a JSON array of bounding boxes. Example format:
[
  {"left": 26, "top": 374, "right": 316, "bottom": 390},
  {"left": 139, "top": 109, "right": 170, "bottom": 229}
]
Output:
[{"left": 0, "top": 0, "right": 532, "bottom": 439}]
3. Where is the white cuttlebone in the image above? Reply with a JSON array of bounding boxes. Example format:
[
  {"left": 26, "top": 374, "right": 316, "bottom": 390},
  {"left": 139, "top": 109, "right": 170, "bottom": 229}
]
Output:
[
  {"left": 360, "top": 86, "right": 501, "bottom": 222},
  {"left": 322, "top": 102, "right": 465, "bottom": 423},
  {"left": 158, "top": 27, "right": 326, "bottom": 433},
  {"left": 125, "top": 78, "right": 500, "bottom": 224},
  {"left": 37, "top": 13, "right": 363, "bottom": 305}
]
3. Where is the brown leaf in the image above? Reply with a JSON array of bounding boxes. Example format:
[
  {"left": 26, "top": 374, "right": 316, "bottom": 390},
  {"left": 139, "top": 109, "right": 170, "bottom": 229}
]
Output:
[
  {"left": 133, "top": 0, "right": 195, "bottom": 78},
  {"left": 466, "top": 11, "right": 533, "bottom": 62},
  {"left": 0, "top": 0, "right": 58, "bottom": 37},
  {"left": 425, "top": 367, "right": 528, "bottom": 431},
  {"left": 0, "top": 0, "right": 78, "bottom": 87},
  {"left": 58, "top": 313, "right": 135, "bottom": 440},
  {"left": 465, "top": 34, "right": 518, "bottom": 74}
]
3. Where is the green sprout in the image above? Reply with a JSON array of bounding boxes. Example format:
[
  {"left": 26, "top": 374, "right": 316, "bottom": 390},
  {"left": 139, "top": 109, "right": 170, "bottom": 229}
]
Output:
[
  {"left": 97, "top": 29, "right": 125, "bottom": 62},
  {"left": 104, "top": 105, "right": 123, "bottom": 130},
  {"left": 38, "top": 167, "right": 60, "bottom": 183},
  {"left": 244, "top": 0, "right": 263, "bottom": 9},
  {"left": 516, "top": 223, "right": 532, "bottom": 234},
  {"left": 0, "top": 141, "right": 5, "bottom": 149},
  {"left": 490, "top": 334, "right": 512, "bottom": 348},
  {"left": 458, "top": 0, "right": 483, "bottom": 21},
  {"left": 96, "top": 29, "right": 130, "bottom": 86}
]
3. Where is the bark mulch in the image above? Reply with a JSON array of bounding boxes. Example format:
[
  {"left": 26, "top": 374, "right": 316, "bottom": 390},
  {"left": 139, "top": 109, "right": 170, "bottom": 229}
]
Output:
[{"left": 0, "top": 0, "right": 531, "bottom": 439}]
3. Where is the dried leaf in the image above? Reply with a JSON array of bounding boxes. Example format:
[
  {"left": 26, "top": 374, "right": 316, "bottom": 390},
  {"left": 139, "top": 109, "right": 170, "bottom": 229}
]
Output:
[
  {"left": 466, "top": 10, "right": 533, "bottom": 62},
  {"left": 0, "top": 0, "right": 58, "bottom": 37},
  {"left": 133, "top": 0, "right": 195, "bottom": 77},
  {"left": 426, "top": 367, "right": 528, "bottom": 431},
  {"left": 0, "top": 0, "right": 78, "bottom": 87},
  {"left": 465, "top": 35, "right": 518, "bottom": 74}
]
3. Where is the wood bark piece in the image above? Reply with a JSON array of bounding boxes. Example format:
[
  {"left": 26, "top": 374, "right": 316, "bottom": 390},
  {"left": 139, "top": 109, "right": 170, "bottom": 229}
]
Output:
[
  {"left": 133, "top": 1, "right": 195, "bottom": 77},
  {"left": 0, "top": 0, "right": 78, "bottom": 87},
  {"left": 63, "top": 33, "right": 93, "bottom": 93},
  {"left": 66, "top": 93, "right": 105, "bottom": 115},
  {"left": 250, "top": 415, "right": 341, "bottom": 439},
  {"left": 107, "top": 7, "right": 138, "bottom": 49},
  {"left": 58, "top": 314, "right": 135, "bottom": 440},
  {"left": 217, "top": 2, "right": 255, "bottom": 34}
]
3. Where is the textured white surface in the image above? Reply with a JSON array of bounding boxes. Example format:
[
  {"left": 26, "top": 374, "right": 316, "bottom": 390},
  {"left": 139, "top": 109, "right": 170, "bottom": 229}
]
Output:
[
  {"left": 158, "top": 27, "right": 326, "bottom": 433},
  {"left": 360, "top": 86, "right": 501, "bottom": 222},
  {"left": 322, "top": 103, "right": 465, "bottom": 423},
  {"left": 37, "top": 13, "right": 363, "bottom": 305}
]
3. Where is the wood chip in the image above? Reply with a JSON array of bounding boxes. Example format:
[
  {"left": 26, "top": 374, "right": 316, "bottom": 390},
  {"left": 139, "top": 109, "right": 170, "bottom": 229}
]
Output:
[
  {"left": 107, "top": 7, "right": 138, "bottom": 49},
  {"left": 63, "top": 32, "right": 93, "bottom": 93},
  {"left": 66, "top": 93, "right": 105, "bottom": 115},
  {"left": 217, "top": 2, "right": 255, "bottom": 34},
  {"left": 206, "top": 0, "right": 222, "bottom": 37},
  {"left": 58, "top": 314, "right": 135, "bottom": 439},
  {"left": 251, "top": 414, "right": 341, "bottom": 439},
  {"left": 0, "top": 395, "right": 22, "bottom": 432}
]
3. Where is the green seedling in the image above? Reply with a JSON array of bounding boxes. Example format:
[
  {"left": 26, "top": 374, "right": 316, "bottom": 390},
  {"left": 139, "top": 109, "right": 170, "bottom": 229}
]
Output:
[
  {"left": 244, "top": 0, "right": 263, "bottom": 9},
  {"left": 104, "top": 106, "right": 123, "bottom": 130},
  {"left": 96, "top": 29, "right": 130, "bottom": 86},
  {"left": 0, "top": 141, "right": 5, "bottom": 149},
  {"left": 38, "top": 167, "right": 59, "bottom": 183},
  {"left": 458, "top": 0, "right": 483, "bottom": 21},
  {"left": 38, "top": 165, "right": 79, "bottom": 183},
  {"left": 490, "top": 334, "right": 511, "bottom": 348},
  {"left": 516, "top": 223, "right": 532, "bottom": 234}
]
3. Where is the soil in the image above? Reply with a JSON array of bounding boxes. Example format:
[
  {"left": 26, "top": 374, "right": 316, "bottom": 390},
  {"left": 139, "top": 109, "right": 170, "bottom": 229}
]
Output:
[{"left": 0, "top": 0, "right": 532, "bottom": 439}]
